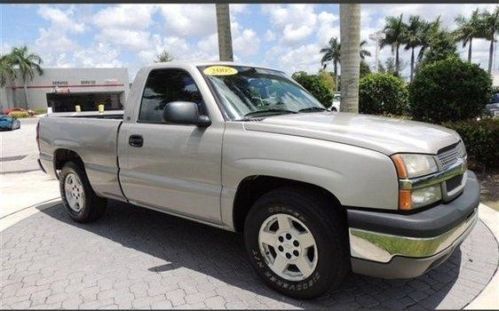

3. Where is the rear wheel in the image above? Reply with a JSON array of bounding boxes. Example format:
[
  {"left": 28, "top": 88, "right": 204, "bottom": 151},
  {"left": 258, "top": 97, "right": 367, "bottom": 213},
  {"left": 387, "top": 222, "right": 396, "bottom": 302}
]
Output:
[
  {"left": 59, "top": 161, "right": 107, "bottom": 223},
  {"left": 244, "top": 187, "right": 349, "bottom": 299}
]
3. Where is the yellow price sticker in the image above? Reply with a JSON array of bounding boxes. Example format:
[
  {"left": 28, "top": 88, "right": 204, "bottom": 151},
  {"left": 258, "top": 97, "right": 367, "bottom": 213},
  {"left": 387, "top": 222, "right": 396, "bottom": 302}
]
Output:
[{"left": 203, "top": 66, "right": 238, "bottom": 76}]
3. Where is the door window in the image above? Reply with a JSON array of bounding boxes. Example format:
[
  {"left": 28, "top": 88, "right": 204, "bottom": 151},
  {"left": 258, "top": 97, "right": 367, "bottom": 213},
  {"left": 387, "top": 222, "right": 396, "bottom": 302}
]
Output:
[{"left": 139, "top": 69, "right": 205, "bottom": 123}]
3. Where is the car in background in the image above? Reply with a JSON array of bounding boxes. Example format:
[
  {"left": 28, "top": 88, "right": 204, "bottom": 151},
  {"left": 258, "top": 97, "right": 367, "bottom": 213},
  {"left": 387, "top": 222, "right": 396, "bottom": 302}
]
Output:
[
  {"left": 486, "top": 92, "right": 499, "bottom": 118},
  {"left": 330, "top": 93, "right": 341, "bottom": 111},
  {"left": 0, "top": 115, "right": 21, "bottom": 131}
]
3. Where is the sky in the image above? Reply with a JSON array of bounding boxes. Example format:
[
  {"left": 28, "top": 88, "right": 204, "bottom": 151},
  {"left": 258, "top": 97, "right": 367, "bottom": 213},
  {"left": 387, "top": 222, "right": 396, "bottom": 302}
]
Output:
[{"left": 1, "top": 3, "right": 498, "bottom": 81}]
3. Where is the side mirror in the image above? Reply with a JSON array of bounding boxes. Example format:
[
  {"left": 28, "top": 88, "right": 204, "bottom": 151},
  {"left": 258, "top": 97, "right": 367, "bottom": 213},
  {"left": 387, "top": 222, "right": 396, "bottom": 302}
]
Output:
[{"left": 162, "top": 101, "right": 211, "bottom": 127}]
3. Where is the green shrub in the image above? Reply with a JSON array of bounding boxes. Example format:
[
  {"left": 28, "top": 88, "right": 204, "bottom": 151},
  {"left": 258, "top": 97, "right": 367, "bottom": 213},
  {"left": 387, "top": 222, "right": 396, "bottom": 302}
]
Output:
[
  {"left": 443, "top": 119, "right": 499, "bottom": 168},
  {"left": 292, "top": 71, "right": 333, "bottom": 107},
  {"left": 8, "top": 111, "right": 30, "bottom": 119},
  {"left": 409, "top": 58, "right": 492, "bottom": 123},
  {"left": 359, "top": 73, "right": 408, "bottom": 115},
  {"left": 33, "top": 108, "right": 47, "bottom": 115}
]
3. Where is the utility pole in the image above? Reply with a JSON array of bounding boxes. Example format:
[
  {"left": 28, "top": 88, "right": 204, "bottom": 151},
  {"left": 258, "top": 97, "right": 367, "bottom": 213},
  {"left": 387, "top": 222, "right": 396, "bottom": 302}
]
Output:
[{"left": 216, "top": 4, "right": 234, "bottom": 62}]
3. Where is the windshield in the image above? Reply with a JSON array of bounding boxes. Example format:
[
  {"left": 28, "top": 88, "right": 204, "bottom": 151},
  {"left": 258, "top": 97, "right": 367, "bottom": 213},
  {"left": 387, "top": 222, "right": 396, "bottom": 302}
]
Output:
[{"left": 199, "top": 65, "right": 325, "bottom": 120}]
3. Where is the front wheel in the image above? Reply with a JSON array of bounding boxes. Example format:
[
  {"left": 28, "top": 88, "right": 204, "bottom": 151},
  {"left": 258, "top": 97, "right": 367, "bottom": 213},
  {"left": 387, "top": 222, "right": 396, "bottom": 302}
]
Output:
[
  {"left": 59, "top": 161, "right": 107, "bottom": 223},
  {"left": 244, "top": 187, "right": 349, "bottom": 299}
]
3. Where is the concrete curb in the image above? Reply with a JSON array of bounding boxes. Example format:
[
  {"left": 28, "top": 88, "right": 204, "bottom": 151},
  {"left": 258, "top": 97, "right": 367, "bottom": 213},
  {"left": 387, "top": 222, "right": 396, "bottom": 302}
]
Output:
[
  {"left": 0, "top": 198, "right": 61, "bottom": 232},
  {"left": 465, "top": 203, "right": 499, "bottom": 310}
]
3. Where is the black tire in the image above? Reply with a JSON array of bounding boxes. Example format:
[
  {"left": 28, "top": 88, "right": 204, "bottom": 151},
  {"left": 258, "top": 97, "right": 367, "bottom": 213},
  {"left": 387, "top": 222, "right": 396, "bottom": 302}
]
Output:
[
  {"left": 244, "top": 187, "right": 349, "bottom": 299},
  {"left": 59, "top": 161, "right": 107, "bottom": 223}
]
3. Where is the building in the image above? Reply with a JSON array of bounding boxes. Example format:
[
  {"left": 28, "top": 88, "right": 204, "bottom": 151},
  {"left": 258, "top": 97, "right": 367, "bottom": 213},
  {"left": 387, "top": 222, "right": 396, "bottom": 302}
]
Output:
[{"left": 0, "top": 68, "right": 129, "bottom": 113}]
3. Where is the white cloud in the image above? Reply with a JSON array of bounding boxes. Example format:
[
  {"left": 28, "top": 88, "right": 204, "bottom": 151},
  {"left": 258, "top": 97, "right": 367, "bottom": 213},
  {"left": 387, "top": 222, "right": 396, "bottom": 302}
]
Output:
[
  {"left": 38, "top": 6, "right": 85, "bottom": 33},
  {"left": 96, "top": 29, "right": 151, "bottom": 51},
  {"left": 265, "top": 30, "right": 276, "bottom": 42},
  {"left": 232, "top": 22, "right": 260, "bottom": 57},
  {"left": 93, "top": 4, "right": 156, "bottom": 30},
  {"left": 34, "top": 6, "right": 85, "bottom": 63},
  {"left": 158, "top": 4, "right": 217, "bottom": 37},
  {"left": 73, "top": 43, "right": 123, "bottom": 68},
  {"left": 265, "top": 43, "right": 323, "bottom": 75},
  {"left": 317, "top": 11, "right": 339, "bottom": 46},
  {"left": 265, "top": 4, "right": 318, "bottom": 44}
]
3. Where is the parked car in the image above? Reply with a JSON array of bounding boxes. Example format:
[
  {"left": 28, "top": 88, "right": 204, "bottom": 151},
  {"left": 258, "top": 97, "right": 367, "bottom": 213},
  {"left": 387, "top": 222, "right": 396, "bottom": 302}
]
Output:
[
  {"left": 330, "top": 93, "right": 341, "bottom": 111},
  {"left": 38, "top": 62, "right": 479, "bottom": 299},
  {"left": 486, "top": 92, "right": 499, "bottom": 118},
  {"left": 0, "top": 114, "right": 21, "bottom": 131}
]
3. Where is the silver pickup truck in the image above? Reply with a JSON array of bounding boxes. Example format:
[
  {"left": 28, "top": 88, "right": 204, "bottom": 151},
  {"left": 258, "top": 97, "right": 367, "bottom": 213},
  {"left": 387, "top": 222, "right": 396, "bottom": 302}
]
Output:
[{"left": 38, "top": 62, "right": 479, "bottom": 299}]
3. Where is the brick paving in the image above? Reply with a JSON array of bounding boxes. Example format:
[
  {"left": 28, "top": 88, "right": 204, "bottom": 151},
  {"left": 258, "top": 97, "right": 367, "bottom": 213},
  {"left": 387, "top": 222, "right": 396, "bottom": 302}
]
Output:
[{"left": 1, "top": 201, "right": 498, "bottom": 309}]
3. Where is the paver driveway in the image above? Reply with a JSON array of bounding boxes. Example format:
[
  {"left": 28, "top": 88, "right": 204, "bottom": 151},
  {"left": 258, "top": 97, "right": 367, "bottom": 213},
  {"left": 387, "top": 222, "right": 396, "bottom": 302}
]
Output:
[{"left": 1, "top": 201, "right": 498, "bottom": 309}]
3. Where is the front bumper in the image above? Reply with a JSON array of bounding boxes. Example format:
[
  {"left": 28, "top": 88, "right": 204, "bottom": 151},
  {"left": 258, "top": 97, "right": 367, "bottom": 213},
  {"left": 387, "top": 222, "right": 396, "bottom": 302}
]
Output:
[{"left": 347, "top": 171, "right": 480, "bottom": 279}]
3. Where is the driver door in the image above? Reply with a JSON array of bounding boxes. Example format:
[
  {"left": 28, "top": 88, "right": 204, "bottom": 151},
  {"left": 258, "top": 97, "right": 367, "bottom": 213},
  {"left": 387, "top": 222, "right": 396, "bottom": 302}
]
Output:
[{"left": 119, "top": 68, "right": 224, "bottom": 224}]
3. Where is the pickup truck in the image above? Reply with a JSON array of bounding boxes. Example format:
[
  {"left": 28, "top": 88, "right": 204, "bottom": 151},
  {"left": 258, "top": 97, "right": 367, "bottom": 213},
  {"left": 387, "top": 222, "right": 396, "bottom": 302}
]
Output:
[{"left": 38, "top": 62, "right": 479, "bottom": 299}]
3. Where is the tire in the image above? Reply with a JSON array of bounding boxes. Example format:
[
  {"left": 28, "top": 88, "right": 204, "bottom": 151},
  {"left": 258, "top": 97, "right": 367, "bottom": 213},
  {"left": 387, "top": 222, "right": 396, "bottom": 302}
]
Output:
[
  {"left": 244, "top": 187, "right": 349, "bottom": 299},
  {"left": 59, "top": 161, "right": 107, "bottom": 223}
]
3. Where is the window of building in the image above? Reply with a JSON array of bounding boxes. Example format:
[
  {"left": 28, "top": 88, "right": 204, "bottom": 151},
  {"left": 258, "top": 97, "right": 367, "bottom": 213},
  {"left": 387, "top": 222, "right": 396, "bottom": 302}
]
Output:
[{"left": 139, "top": 69, "right": 205, "bottom": 123}]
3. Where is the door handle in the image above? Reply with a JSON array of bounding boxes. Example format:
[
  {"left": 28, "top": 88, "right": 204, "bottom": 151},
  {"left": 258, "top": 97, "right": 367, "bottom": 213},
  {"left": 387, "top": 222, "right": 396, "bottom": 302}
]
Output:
[{"left": 129, "top": 135, "right": 143, "bottom": 147}]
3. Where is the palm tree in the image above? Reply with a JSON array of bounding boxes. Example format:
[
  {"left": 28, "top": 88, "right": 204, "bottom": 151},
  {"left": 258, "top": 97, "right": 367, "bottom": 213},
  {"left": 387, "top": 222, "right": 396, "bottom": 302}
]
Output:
[
  {"left": 340, "top": 3, "right": 361, "bottom": 113},
  {"left": 154, "top": 49, "right": 173, "bottom": 63},
  {"left": 404, "top": 16, "right": 424, "bottom": 81},
  {"left": 417, "top": 17, "right": 441, "bottom": 63},
  {"left": 359, "top": 40, "right": 371, "bottom": 60},
  {"left": 381, "top": 14, "right": 406, "bottom": 75},
  {"left": 9, "top": 46, "right": 43, "bottom": 109},
  {"left": 0, "top": 55, "right": 16, "bottom": 87},
  {"left": 479, "top": 7, "right": 499, "bottom": 74},
  {"left": 454, "top": 9, "right": 481, "bottom": 63},
  {"left": 320, "top": 37, "right": 341, "bottom": 91},
  {"left": 320, "top": 38, "right": 370, "bottom": 91},
  {"left": 215, "top": 4, "right": 233, "bottom": 61}
]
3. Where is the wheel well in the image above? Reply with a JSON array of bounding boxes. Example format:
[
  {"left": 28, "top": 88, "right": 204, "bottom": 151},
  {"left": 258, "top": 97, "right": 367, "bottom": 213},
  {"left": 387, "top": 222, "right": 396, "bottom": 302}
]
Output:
[
  {"left": 54, "top": 149, "right": 84, "bottom": 170},
  {"left": 232, "top": 176, "right": 344, "bottom": 232}
]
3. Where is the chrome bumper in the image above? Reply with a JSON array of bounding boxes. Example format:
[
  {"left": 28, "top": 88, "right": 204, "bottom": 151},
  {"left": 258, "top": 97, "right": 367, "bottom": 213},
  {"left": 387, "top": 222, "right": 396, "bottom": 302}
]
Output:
[{"left": 349, "top": 208, "right": 478, "bottom": 263}]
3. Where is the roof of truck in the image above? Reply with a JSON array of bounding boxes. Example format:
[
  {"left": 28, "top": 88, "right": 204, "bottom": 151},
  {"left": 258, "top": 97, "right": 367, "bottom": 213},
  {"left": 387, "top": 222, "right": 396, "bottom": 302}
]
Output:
[{"left": 144, "top": 61, "right": 285, "bottom": 74}]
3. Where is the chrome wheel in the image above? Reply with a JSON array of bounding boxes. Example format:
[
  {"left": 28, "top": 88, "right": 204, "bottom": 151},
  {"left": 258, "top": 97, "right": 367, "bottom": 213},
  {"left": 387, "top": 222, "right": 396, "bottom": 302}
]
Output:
[
  {"left": 64, "top": 173, "right": 85, "bottom": 212},
  {"left": 258, "top": 213, "right": 318, "bottom": 281}
]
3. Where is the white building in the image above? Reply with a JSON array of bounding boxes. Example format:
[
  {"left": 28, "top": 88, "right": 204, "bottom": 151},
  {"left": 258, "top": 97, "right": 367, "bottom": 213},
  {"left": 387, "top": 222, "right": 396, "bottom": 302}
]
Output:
[{"left": 0, "top": 68, "right": 129, "bottom": 113}]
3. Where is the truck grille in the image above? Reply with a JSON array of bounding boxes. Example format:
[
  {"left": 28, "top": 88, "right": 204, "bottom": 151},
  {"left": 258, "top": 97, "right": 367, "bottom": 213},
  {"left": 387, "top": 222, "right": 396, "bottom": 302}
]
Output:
[
  {"left": 437, "top": 141, "right": 466, "bottom": 170},
  {"left": 437, "top": 141, "right": 467, "bottom": 199}
]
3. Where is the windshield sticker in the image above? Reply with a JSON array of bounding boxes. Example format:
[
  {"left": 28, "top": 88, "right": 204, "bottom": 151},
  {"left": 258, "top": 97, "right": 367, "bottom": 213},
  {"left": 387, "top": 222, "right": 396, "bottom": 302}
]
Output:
[{"left": 203, "top": 66, "right": 238, "bottom": 76}]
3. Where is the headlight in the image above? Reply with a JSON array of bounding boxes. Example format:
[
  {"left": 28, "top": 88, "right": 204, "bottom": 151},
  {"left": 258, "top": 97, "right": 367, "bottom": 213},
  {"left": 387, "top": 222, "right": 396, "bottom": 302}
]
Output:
[
  {"left": 411, "top": 185, "right": 442, "bottom": 209},
  {"left": 391, "top": 154, "right": 440, "bottom": 210},
  {"left": 391, "top": 154, "right": 438, "bottom": 178}
]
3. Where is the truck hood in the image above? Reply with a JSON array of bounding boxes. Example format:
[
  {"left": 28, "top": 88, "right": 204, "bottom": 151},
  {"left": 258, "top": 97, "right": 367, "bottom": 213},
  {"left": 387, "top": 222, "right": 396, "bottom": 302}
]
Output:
[{"left": 243, "top": 112, "right": 460, "bottom": 155}]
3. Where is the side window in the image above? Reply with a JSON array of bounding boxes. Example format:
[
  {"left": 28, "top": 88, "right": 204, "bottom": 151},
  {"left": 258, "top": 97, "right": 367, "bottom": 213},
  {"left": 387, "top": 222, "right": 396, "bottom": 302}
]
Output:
[{"left": 139, "top": 69, "right": 205, "bottom": 123}]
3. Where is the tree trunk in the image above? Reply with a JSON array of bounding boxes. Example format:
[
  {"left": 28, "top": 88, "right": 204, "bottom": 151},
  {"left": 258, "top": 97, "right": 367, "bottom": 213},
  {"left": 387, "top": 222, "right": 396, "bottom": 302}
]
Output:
[
  {"left": 395, "top": 44, "right": 400, "bottom": 76},
  {"left": 23, "top": 82, "right": 29, "bottom": 109},
  {"left": 334, "top": 61, "right": 338, "bottom": 92},
  {"left": 468, "top": 39, "right": 472, "bottom": 63},
  {"left": 410, "top": 47, "right": 415, "bottom": 82},
  {"left": 488, "top": 38, "right": 494, "bottom": 74},
  {"left": 216, "top": 4, "right": 234, "bottom": 62},
  {"left": 340, "top": 3, "right": 361, "bottom": 113}
]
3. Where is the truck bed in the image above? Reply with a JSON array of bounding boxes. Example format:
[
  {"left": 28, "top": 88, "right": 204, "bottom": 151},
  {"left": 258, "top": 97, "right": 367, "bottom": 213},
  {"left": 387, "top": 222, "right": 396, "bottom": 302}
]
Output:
[{"left": 38, "top": 112, "right": 125, "bottom": 201}]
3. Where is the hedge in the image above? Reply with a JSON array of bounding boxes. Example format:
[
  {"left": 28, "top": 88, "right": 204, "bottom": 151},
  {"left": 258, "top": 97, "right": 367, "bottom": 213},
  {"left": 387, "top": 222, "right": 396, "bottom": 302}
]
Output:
[
  {"left": 359, "top": 73, "right": 408, "bottom": 115},
  {"left": 409, "top": 57, "right": 491, "bottom": 123},
  {"left": 8, "top": 111, "right": 30, "bottom": 119},
  {"left": 443, "top": 118, "right": 499, "bottom": 169}
]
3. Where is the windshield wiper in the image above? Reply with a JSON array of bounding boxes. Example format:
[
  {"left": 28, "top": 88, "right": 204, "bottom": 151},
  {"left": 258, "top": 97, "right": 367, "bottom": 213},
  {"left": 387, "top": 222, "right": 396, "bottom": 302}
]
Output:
[
  {"left": 298, "top": 107, "right": 327, "bottom": 113},
  {"left": 243, "top": 109, "right": 297, "bottom": 118}
]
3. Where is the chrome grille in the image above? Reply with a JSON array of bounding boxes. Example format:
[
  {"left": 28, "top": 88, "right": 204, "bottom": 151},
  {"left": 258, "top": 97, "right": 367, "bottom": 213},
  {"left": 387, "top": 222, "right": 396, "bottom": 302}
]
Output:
[{"left": 437, "top": 141, "right": 466, "bottom": 170}]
